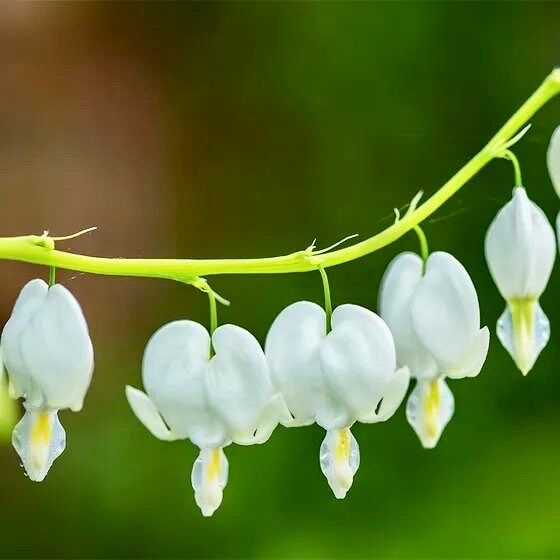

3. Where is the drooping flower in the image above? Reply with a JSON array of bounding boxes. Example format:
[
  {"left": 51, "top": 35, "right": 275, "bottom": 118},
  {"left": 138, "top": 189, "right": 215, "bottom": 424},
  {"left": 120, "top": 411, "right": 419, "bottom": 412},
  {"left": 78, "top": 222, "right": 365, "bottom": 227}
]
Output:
[
  {"left": 379, "top": 251, "right": 489, "bottom": 448},
  {"left": 126, "top": 320, "right": 289, "bottom": 517},
  {"left": 485, "top": 187, "right": 556, "bottom": 375},
  {"left": 265, "top": 302, "right": 409, "bottom": 499},
  {"left": 0, "top": 279, "right": 94, "bottom": 481}
]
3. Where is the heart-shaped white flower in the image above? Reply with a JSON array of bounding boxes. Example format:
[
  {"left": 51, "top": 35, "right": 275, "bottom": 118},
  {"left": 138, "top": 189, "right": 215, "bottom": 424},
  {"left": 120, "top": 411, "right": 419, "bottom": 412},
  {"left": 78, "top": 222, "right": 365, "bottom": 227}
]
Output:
[
  {"left": 0, "top": 279, "right": 94, "bottom": 481},
  {"left": 126, "top": 320, "right": 288, "bottom": 517},
  {"left": 265, "top": 302, "right": 409, "bottom": 499},
  {"left": 379, "top": 251, "right": 489, "bottom": 448}
]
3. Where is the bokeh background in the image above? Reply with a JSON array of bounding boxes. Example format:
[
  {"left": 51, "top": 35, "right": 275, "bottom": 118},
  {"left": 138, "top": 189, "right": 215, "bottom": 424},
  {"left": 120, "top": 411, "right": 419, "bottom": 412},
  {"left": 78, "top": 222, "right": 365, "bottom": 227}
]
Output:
[{"left": 1, "top": 2, "right": 560, "bottom": 558}]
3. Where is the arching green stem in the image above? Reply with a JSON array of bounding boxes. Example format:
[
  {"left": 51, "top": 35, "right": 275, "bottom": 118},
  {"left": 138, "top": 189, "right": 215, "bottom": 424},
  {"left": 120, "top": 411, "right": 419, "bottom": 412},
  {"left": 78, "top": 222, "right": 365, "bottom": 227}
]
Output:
[
  {"left": 0, "top": 70, "right": 558, "bottom": 282},
  {"left": 318, "top": 266, "right": 332, "bottom": 332}
]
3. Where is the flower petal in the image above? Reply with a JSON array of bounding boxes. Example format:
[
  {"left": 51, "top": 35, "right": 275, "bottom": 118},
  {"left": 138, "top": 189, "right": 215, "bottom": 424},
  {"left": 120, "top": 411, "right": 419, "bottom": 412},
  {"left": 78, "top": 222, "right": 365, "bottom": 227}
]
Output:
[
  {"left": 125, "top": 385, "right": 180, "bottom": 441},
  {"left": 265, "top": 301, "right": 328, "bottom": 426},
  {"left": 207, "top": 324, "right": 283, "bottom": 445},
  {"left": 379, "top": 253, "right": 438, "bottom": 379},
  {"left": 411, "top": 252, "right": 482, "bottom": 371},
  {"left": 142, "top": 321, "right": 227, "bottom": 448},
  {"left": 191, "top": 447, "right": 228, "bottom": 517},
  {"left": 359, "top": 366, "right": 410, "bottom": 423},
  {"left": 547, "top": 126, "right": 560, "bottom": 198},
  {"left": 319, "top": 428, "right": 360, "bottom": 499},
  {"left": 243, "top": 393, "right": 292, "bottom": 445},
  {"left": 496, "top": 300, "right": 549, "bottom": 375},
  {"left": 320, "top": 304, "right": 396, "bottom": 422},
  {"left": 485, "top": 187, "right": 556, "bottom": 300},
  {"left": 445, "top": 327, "right": 489, "bottom": 379},
  {"left": 12, "top": 407, "right": 66, "bottom": 482},
  {"left": 14, "top": 283, "right": 94, "bottom": 411},
  {"left": 406, "top": 378, "right": 454, "bottom": 449}
]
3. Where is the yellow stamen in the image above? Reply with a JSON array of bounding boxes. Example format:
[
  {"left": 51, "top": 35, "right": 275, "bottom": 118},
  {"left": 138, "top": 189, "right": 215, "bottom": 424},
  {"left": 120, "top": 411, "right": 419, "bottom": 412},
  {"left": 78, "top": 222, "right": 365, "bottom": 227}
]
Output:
[
  {"left": 31, "top": 411, "right": 52, "bottom": 446},
  {"left": 335, "top": 428, "right": 351, "bottom": 463},
  {"left": 509, "top": 298, "right": 535, "bottom": 375},
  {"left": 206, "top": 448, "right": 221, "bottom": 480},
  {"left": 423, "top": 379, "right": 441, "bottom": 440}
]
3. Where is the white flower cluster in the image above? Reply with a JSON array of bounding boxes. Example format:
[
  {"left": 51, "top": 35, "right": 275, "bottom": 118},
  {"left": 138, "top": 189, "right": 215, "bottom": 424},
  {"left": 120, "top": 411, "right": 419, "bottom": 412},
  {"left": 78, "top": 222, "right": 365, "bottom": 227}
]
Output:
[{"left": 0, "top": 129, "right": 559, "bottom": 517}]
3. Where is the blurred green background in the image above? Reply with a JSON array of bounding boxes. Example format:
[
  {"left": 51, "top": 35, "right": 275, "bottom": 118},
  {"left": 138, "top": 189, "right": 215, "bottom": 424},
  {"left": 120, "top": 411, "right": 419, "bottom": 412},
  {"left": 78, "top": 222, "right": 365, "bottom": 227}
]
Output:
[{"left": 1, "top": 2, "right": 560, "bottom": 558}]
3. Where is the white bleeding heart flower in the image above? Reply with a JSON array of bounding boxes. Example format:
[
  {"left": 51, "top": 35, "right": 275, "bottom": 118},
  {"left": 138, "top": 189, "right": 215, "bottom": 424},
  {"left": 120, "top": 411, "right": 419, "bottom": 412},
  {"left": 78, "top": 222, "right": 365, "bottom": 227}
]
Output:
[
  {"left": 379, "top": 251, "right": 489, "bottom": 449},
  {"left": 547, "top": 126, "right": 560, "bottom": 199},
  {"left": 0, "top": 279, "right": 94, "bottom": 481},
  {"left": 265, "top": 302, "right": 410, "bottom": 499},
  {"left": 485, "top": 187, "right": 556, "bottom": 375},
  {"left": 126, "top": 320, "right": 289, "bottom": 517}
]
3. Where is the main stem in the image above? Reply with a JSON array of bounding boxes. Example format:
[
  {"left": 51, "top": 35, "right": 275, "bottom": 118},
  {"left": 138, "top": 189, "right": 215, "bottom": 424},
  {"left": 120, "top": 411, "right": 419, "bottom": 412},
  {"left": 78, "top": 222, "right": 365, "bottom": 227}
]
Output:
[{"left": 1, "top": 70, "right": 559, "bottom": 283}]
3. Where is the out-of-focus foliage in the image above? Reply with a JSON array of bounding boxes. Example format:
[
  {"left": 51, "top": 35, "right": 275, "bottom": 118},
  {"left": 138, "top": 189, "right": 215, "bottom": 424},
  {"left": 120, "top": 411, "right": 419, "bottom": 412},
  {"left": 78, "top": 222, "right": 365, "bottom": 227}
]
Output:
[{"left": 1, "top": 2, "right": 560, "bottom": 558}]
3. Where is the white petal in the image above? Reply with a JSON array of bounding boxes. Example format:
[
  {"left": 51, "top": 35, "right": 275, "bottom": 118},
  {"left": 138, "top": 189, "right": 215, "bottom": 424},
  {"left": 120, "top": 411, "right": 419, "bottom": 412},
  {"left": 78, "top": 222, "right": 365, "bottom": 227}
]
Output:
[
  {"left": 2, "top": 282, "right": 94, "bottom": 411},
  {"left": 207, "top": 324, "right": 282, "bottom": 444},
  {"left": 1, "top": 279, "right": 49, "bottom": 402},
  {"left": 557, "top": 211, "right": 560, "bottom": 252},
  {"left": 142, "top": 321, "right": 227, "bottom": 448},
  {"left": 320, "top": 304, "right": 396, "bottom": 423},
  {"left": 444, "top": 327, "right": 490, "bottom": 379},
  {"left": 496, "top": 300, "right": 550, "bottom": 375},
  {"left": 191, "top": 447, "right": 228, "bottom": 517},
  {"left": 244, "top": 393, "right": 292, "bottom": 445},
  {"left": 319, "top": 428, "right": 360, "bottom": 499},
  {"left": 406, "top": 378, "right": 454, "bottom": 449},
  {"left": 411, "top": 252, "right": 482, "bottom": 371},
  {"left": 12, "top": 407, "right": 66, "bottom": 482},
  {"left": 125, "top": 386, "right": 181, "bottom": 441},
  {"left": 359, "top": 366, "right": 410, "bottom": 423},
  {"left": 547, "top": 126, "right": 560, "bottom": 198},
  {"left": 485, "top": 187, "right": 556, "bottom": 300},
  {"left": 265, "top": 301, "right": 328, "bottom": 426},
  {"left": 379, "top": 253, "right": 438, "bottom": 379}
]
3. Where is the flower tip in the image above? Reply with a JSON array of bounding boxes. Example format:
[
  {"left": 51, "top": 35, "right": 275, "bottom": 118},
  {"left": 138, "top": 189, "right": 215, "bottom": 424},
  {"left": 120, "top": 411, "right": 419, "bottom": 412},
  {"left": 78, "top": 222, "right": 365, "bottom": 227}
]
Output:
[
  {"left": 12, "top": 409, "right": 66, "bottom": 483},
  {"left": 195, "top": 487, "right": 223, "bottom": 517},
  {"left": 191, "top": 448, "right": 228, "bottom": 519},
  {"left": 320, "top": 429, "right": 359, "bottom": 500},
  {"left": 497, "top": 301, "right": 549, "bottom": 377}
]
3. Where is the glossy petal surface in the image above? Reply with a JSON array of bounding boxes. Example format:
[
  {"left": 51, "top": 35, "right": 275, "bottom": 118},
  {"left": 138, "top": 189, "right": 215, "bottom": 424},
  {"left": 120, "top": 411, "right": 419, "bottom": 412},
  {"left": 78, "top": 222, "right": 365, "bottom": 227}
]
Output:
[
  {"left": 319, "top": 428, "right": 360, "bottom": 499},
  {"left": 406, "top": 378, "right": 454, "bottom": 449},
  {"left": 411, "top": 252, "right": 481, "bottom": 372},
  {"left": 379, "top": 252, "right": 438, "bottom": 379},
  {"left": 485, "top": 187, "right": 555, "bottom": 300},
  {"left": 1, "top": 280, "right": 94, "bottom": 410},
  {"left": 547, "top": 126, "right": 560, "bottom": 197},
  {"left": 12, "top": 407, "right": 66, "bottom": 482}
]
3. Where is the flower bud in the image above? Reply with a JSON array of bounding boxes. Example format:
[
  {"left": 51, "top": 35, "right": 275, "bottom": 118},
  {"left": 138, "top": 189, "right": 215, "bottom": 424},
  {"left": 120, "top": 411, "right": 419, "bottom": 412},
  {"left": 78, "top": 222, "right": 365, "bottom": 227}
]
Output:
[{"left": 485, "top": 187, "right": 556, "bottom": 374}]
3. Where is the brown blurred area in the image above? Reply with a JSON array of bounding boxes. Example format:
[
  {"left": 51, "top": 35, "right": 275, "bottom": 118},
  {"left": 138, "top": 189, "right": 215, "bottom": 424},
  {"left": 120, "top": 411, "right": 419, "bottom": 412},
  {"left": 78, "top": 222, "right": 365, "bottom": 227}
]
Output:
[{"left": 0, "top": 3, "right": 176, "bottom": 333}]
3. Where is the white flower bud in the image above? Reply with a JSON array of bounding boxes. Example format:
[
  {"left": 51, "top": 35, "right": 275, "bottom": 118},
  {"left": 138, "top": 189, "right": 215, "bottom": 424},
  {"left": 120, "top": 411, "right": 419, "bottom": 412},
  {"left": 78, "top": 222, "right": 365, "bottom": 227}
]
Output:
[{"left": 485, "top": 187, "right": 556, "bottom": 374}]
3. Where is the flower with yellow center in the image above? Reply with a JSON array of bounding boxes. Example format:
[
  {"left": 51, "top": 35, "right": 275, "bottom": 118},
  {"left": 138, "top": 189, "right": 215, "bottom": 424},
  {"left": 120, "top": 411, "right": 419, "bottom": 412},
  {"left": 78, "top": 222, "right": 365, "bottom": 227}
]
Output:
[
  {"left": 126, "top": 320, "right": 289, "bottom": 517},
  {"left": 0, "top": 279, "right": 94, "bottom": 481},
  {"left": 379, "top": 252, "right": 489, "bottom": 448},
  {"left": 485, "top": 187, "right": 556, "bottom": 375},
  {"left": 265, "top": 302, "right": 409, "bottom": 499}
]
